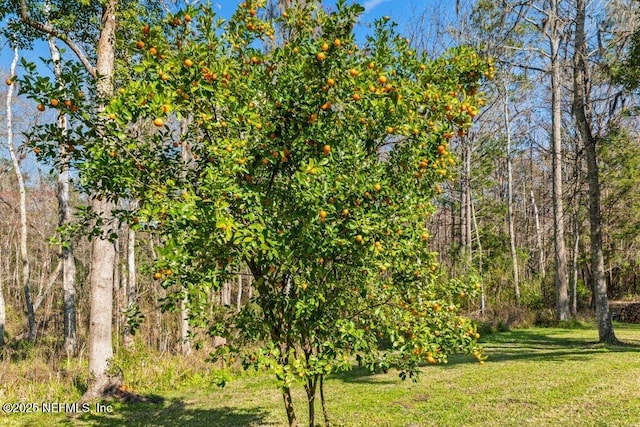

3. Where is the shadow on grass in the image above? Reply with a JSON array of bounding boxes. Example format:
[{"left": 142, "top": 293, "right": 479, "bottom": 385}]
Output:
[
  {"left": 77, "top": 397, "right": 272, "bottom": 427},
  {"left": 444, "top": 328, "right": 640, "bottom": 367},
  {"left": 328, "top": 365, "right": 399, "bottom": 385}
]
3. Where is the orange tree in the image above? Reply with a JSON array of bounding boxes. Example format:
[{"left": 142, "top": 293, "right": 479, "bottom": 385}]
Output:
[{"left": 72, "top": 1, "right": 489, "bottom": 425}]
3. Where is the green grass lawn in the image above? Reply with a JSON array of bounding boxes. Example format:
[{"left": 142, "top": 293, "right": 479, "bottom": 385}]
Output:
[{"left": 3, "top": 323, "right": 640, "bottom": 426}]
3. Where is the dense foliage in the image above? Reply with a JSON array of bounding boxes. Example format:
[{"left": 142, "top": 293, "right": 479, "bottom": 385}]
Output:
[{"left": 15, "top": 0, "right": 490, "bottom": 423}]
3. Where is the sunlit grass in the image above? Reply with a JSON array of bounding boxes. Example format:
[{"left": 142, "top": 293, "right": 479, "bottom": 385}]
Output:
[{"left": 2, "top": 322, "right": 639, "bottom": 426}]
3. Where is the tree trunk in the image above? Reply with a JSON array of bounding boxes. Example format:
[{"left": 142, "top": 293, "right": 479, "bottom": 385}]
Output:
[
  {"left": 236, "top": 273, "right": 243, "bottom": 312},
  {"left": 220, "top": 281, "right": 230, "bottom": 306},
  {"left": 180, "top": 293, "right": 192, "bottom": 355},
  {"left": 504, "top": 84, "right": 520, "bottom": 306},
  {"left": 0, "top": 247, "right": 6, "bottom": 346},
  {"left": 83, "top": 0, "right": 120, "bottom": 399},
  {"left": 179, "top": 120, "right": 192, "bottom": 355},
  {"left": 45, "top": 0, "right": 77, "bottom": 357},
  {"left": 305, "top": 375, "right": 318, "bottom": 427},
  {"left": 86, "top": 202, "right": 117, "bottom": 397},
  {"left": 20, "top": 0, "right": 120, "bottom": 399},
  {"left": 531, "top": 190, "right": 545, "bottom": 278},
  {"left": 548, "top": 1, "right": 570, "bottom": 321},
  {"left": 460, "top": 136, "right": 472, "bottom": 268},
  {"left": 113, "top": 234, "right": 121, "bottom": 352},
  {"left": 319, "top": 374, "right": 329, "bottom": 427},
  {"left": 123, "top": 211, "right": 136, "bottom": 349},
  {"left": 6, "top": 47, "right": 36, "bottom": 341},
  {"left": 572, "top": 215, "right": 579, "bottom": 316},
  {"left": 470, "top": 195, "right": 486, "bottom": 318},
  {"left": 572, "top": 0, "right": 616, "bottom": 343},
  {"left": 282, "top": 385, "right": 298, "bottom": 427}
]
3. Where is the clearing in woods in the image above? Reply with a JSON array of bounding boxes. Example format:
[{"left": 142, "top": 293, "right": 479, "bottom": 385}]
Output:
[{"left": 2, "top": 322, "right": 640, "bottom": 426}]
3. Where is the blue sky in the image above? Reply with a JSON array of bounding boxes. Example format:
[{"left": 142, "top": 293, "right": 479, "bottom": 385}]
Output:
[
  {"left": 0, "top": 0, "right": 453, "bottom": 175},
  {"left": 0, "top": 0, "right": 449, "bottom": 72}
]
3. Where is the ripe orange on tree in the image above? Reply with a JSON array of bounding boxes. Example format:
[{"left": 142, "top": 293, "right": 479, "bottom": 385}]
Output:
[{"left": 100, "top": 4, "right": 493, "bottom": 425}]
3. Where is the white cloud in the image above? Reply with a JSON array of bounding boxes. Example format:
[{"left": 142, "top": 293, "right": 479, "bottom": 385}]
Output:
[{"left": 362, "top": 0, "right": 390, "bottom": 13}]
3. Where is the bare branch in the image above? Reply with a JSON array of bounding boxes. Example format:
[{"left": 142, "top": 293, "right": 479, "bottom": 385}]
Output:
[
  {"left": 33, "top": 259, "right": 62, "bottom": 313},
  {"left": 19, "top": 0, "right": 97, "bottom": 78}
]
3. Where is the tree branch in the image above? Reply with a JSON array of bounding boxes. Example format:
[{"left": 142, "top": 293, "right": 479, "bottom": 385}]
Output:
[
  {"left": 33, "top": 259, "right": 62, "bottom": 313},
  {"left": 19, "top": 0, "right": 97, "bottom": 78}
]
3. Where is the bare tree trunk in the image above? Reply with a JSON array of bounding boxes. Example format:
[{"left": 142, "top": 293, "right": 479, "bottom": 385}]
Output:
[
  {"left": 178, "top": 120, "right": 192, "bottom": 356},
  {"left": 548, "top": 1, "right": 570, "bottom": 321},
  {"left": 87, "top": 203, "right": 117, "bottom": 397},
  {"left": 531, "top": 190, "right": 545, "bottom": 278},
  {"left": 471, "top": 195, "right": 485, "bottom": 318},
  {"left": 222, "top": 282, "right": 231, "bottom": 306},
  {"left": 572, "top": 0, "right": 616, "bottom": 343},
  {"left": 6, "top": 48, "right": 35, "bottom": 341},
  {"left": 45, "top": 0, "right": 77, "bottom": 358},
  {"left": 123, "top": 207, "right": 136, "bottom": 348},
  {"left": 572, "top": 215, "right": 579, "bottom": 316},
  {"left": 113, "top": 235, "right": 121, "bottom": 353},
  {"left": 0, "top": 247, "right": 6, "bottom": 346},
  {"left": 460, "top": 135, "right": 472, "bottom": 268},
  {"left": 83, "top": 0, "right": 120, "bottom": 399},
  {"left": 236, "top": 273, "right": 243, "bottom": 312},
  {"left": 180, "top": 294, "right": 192, "bottom": 355},
  {"left": 504, "top": 84, "right": 520, "bottom": 306}
]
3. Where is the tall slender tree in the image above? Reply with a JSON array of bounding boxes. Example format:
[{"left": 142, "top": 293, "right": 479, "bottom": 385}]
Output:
[
  {"left": 5, "top": 47, "right": 36, "bottom": 341},
  {"left": 503, "top": 82, "right": 520, "bottom": 306},
  {"left": 546, "top": 0, "right": 570, "bottom": 320},
  {"left": 572, "top": 0, "right": 616, "bottom": 342},
  {"left": 17, "top": 0, "right": 121, "bottom": 398},
  {"left": 46, "top": 32, "right": 78, "bottom": 355}
]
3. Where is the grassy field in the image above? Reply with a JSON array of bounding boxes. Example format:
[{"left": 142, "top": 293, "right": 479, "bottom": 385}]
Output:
[{"left": 2, "top": 323, "right": 640, "bottom": 426}]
